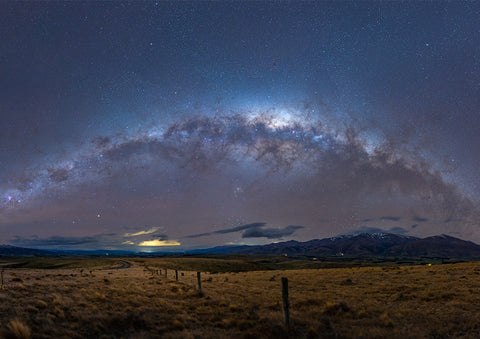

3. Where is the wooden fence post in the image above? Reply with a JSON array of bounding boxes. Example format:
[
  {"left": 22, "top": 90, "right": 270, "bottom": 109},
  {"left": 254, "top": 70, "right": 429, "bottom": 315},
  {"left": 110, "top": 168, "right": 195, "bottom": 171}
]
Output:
[
  {"left": 175, "top": 270, "right": 178, "bottom": 281},
  {"left": 281, "top": 277, "right": 290, "bottom": 328},
  {"left": 1, "top": 268, "right": 3, "bottom": 288},
  {"left": 197, "top": 272, "right": 203, "bottom": 295},
  {"left": 165, "top": 269, "right": 167, "bottom": 277}
]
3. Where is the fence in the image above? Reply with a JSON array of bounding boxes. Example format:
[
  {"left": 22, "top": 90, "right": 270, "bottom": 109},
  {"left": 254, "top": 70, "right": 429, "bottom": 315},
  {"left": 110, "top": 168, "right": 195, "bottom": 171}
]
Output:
[
  {"left": 144, "top": 264, "right": 290, "bottom": 327},
  {"left": 1, "top": 262, "right": 292, "bottom": 328}
]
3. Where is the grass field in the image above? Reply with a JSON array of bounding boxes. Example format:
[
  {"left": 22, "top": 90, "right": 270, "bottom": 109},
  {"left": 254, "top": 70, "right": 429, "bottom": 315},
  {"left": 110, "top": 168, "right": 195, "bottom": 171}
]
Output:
[{"left": 1, "top": 256, "right": 480, "bottom": 338}]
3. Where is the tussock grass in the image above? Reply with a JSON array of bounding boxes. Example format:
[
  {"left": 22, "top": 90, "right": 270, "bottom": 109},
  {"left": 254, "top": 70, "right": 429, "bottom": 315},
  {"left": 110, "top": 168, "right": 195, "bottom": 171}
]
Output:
[
  {"left": 1, "top": 259, "right": 480, "bottom": 337},
  {"left": 5, "top": 319, "right": 31, "bottom": 339}
]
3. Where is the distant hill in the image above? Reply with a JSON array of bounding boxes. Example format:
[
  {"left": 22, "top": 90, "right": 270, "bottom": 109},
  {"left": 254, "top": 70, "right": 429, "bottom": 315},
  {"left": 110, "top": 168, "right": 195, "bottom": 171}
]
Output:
[
  {"left": 200, "top": 233, "right": 480, "bottom": 259},
  {"left": 0, "top": 244, "right": 54, "bottom": 256},
  {"left": 386, "top": 234, "right": 480, "bottom": 258},
  {"left": 3, "top": 233, "right": 480, "bottom": 259}
]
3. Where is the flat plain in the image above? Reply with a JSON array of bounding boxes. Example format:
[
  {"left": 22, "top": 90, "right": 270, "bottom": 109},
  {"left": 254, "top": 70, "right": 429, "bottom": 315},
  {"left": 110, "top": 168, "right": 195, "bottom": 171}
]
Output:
[{"left": 1, "top": 257, "right": 480, "bottom": 338}]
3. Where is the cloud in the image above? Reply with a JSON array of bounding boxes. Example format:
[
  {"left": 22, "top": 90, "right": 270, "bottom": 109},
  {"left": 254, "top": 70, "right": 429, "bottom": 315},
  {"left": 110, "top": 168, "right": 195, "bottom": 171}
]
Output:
[
  {"left": 412, "top": 217, "right": 428, "bottom": 222},
  {"left": 185, "top": 222, "right": 267, "bottom": 238},
  {"left": 124, "top": 227, "right": 161, "bottom": 237},
  {"left": 11, "top": 235, "right": 100, "bottom": 247},
  {"left": 380, "top": 216, "right": 401, "bottom": 222},
  {"left": 138, "top": 240, "right": 180, "bottom": 246},
  {"left": 242, "top": 225, "right": 304, "bottom": 239},
  {"left": 10, "top": 233, "right": 129, "bottom": 250},
  {"left": 186, "top": 222, "right": 303, "bottom": 240},
  {"left": 152, "top": 234, "right": 169, "bottom": 240},
  {"left": 11, "top": 232, "right": 180, "bottom": 249}
]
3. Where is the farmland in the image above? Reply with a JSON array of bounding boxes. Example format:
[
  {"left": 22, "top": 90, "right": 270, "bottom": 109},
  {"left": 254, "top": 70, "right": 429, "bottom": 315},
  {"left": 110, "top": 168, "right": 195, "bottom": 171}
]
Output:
[{"left": 1, "top": 256, "right": 480, "bottom": 338}]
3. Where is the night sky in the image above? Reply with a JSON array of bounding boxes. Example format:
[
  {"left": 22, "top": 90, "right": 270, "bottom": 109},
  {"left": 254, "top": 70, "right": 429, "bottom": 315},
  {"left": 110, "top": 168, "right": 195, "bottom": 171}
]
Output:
[{"left": 1, "top": 1, "right": 480, "bottom": 250}]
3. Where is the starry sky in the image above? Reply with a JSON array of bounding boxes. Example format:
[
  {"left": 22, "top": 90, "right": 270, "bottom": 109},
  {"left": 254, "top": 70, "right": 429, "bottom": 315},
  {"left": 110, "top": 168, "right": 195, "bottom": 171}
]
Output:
[{"left": 1, "top": 1, "right": 480, "bottom": 250}]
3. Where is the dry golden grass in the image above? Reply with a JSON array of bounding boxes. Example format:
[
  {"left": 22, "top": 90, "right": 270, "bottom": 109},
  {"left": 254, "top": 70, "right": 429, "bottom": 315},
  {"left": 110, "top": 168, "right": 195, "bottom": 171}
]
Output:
[
  {"left": 1, "top": 258, "right": 480, "bottom": 338},
  {"left": 5, "top": 319, "right": 31, "bottom": 339}
]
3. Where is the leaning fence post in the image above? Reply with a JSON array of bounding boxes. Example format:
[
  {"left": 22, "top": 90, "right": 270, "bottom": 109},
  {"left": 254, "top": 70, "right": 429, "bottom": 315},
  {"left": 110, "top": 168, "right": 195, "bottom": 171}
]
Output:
[
  {"left": 175, "top": 270, "right": 178, "bottom": 281},
  {"left": 197, "top": 272, "right": 203, "bottom": 295},
  {"left": 281, "top": 277, "right": 290, "bottom": 328}
]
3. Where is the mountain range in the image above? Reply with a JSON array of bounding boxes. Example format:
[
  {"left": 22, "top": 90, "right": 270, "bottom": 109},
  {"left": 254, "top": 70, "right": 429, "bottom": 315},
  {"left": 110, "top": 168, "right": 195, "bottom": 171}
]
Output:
[
  {"left": 0, "top": 244, "right": 54, "bottom": 256},
  {"left": 2, "top": 233, "right": 480, "bottom": 259},
  {"left": 189, "top": 233, "right": 480, "bottom": 258}
]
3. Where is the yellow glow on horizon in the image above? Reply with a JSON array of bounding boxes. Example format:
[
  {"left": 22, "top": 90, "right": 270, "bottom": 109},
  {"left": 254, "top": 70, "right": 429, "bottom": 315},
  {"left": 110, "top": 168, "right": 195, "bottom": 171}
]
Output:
[{"left": 138, "top": 240, "right": 181, "bottom": 247}]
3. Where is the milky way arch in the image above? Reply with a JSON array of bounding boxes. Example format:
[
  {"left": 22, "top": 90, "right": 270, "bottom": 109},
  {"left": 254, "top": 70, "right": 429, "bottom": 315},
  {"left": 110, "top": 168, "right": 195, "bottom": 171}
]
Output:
[{"left": 1, "top": 108, "right": 476, "bottom": 247}]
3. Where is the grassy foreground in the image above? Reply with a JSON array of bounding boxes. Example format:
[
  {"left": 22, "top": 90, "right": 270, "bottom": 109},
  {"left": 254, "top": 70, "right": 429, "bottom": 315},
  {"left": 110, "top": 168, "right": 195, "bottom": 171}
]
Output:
[{"left": 1, "top": 257, "right": 480, "bottom": 338}]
